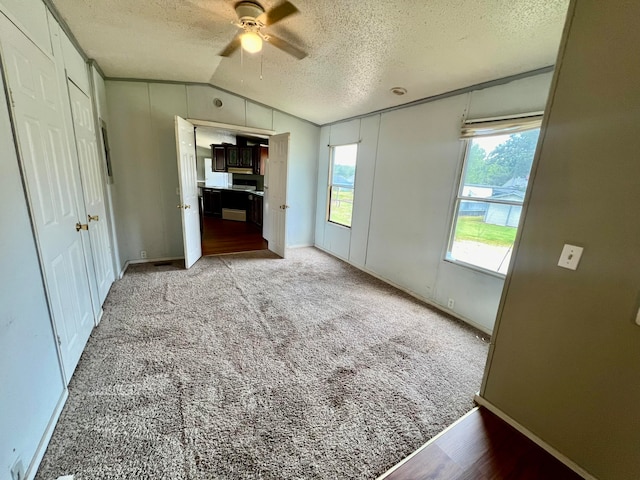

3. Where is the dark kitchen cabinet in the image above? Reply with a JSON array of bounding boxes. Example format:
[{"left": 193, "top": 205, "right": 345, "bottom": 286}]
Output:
[
  {"left": 202, "top": 189, "right": 222, "bottom": 217},
  {"left": 221, "top": 190, "right": 248, "bottom": 211},
  {"left": 254, "top": 146, "right": 268, "bottom": 175},
  {"left": 226, "top": 146, "right": 239, "bottom": 167},
  {"left": 212, "top": 145, "right": 226, "bottom": 172},
  {"left": 248, "top": 194, "right": 263, "bottom": 227},
  {"left": 210, "top": 143, "right": 267, "bottom": 174},
  {"left": 239, "top": 147, "right": 254, "bottom": 168}
]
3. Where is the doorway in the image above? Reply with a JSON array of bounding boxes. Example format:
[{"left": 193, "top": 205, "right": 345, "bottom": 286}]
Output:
[
  {"left": 195, "top": 125, "right": 269, "bottom": 256},
  {"left": 175, "top": 117, "right": 290, "bottom": 266}
]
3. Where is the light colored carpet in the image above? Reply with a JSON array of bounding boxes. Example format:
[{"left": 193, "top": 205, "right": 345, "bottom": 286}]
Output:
[{"left": 36, "top": 248, "right": 489, "bottom": 479}]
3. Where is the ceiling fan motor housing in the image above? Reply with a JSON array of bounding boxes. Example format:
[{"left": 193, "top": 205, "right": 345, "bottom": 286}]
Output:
[{"left": 235, "top": 1, "right": 265, "bottom": 25}]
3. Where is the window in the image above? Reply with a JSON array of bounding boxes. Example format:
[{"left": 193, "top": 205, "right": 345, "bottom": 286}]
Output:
[
  {"left": 447, "top": 119, "right": 541, "bottom": 274},
  {"left": 328, "top": 144, "right": 358, "bottom": 227}
]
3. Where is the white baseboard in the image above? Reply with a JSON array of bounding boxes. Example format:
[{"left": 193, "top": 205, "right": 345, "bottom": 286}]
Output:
[
  {"left": 118, "top": 261, "right": 127, "bottom": 279},
  {"left": 24, "top": 388, "right": 69, "bottom": 480},
  {"left": 286, "top": 243, "right": 314, "bottom": 249},
  {"left": 313, "top": 245, "right": 492, "bottom": 336},
  {"left": 474, "top": 395, "right": 597, "bottom": 480},
  {"left": 120, "top": 256, "right": 185, "bottom": 277},
  {"left": 126, "top": 256, "right": 184, "bottom": 265}
]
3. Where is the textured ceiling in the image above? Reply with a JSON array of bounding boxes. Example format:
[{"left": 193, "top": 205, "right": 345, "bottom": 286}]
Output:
[{"left": 51, "top": 0, "right": 569, "bottom": 125}]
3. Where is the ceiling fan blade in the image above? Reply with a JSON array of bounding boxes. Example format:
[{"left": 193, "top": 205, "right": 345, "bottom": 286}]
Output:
[
  {"left": 257, "top": 1, "right": 299, "bottom": 26},
  {"left": 218, "top": 35, "right": 241, "bottom": 57},
  {"left": 266, "top": 34, "right": 307, "bottom": 59}
]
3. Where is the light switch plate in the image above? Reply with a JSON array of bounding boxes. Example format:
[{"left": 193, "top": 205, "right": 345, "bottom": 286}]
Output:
[{"left": 558, "top": 244, "right": 584, "bottom": 270}]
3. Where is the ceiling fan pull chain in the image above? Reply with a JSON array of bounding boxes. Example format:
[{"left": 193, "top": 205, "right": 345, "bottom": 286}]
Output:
[{"left": 260, "top": 50, "right": 264, "bottom": 80}]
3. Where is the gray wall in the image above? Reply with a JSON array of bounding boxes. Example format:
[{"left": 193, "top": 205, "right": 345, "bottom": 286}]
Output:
[
  {"left": 0, "top": 36, "right": 65, "bottom": 477},
  {"left": 106, "top": 81, "right": 319, "bottom": 266},
  {"left": 314, "top": 73, "right": 554, "bottom": 333},
  {"left": 482, "top": 2, "right": 640, "bottom": 479}
]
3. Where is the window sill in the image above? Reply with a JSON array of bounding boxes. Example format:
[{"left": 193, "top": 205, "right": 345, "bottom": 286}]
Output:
[
  {"left": 326, "top": 220, "right": 352, "bottom": 230},
  {"left": 443, "top": 256, "right": 507, "bottom": 279}
]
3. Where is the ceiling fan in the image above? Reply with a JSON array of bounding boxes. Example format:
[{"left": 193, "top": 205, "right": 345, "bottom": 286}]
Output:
[{"left": 219, "top": 1, "right": 308, "bottom": 60}]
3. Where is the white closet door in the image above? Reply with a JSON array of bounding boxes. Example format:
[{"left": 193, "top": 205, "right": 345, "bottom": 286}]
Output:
[
  {"left": 68, "top": 81, "right": 114, "bottom": 304},
  {"left": 0, "top": 15, "right": 94, "bottom": 379}
]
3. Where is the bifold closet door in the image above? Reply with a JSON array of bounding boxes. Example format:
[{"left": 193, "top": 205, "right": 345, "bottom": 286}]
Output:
[
  {"left": 68, "top": 81, "right": 115, "bottom": 304},
  {"left": 0, "top": 14, "right": 94, "bottom": 379}
]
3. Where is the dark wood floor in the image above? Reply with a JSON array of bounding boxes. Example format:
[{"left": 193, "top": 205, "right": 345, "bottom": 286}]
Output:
[
  {"left": 201, "top": 216, "right": 268, "bottom": 256},
  {"left": 382, "top": 407, "right": 583, "bottom": 480}
]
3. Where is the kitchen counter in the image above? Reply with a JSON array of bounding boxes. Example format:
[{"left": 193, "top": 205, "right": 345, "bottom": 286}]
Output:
[{"left": 198, "top": 182, "right": 264, "bottom": 196}]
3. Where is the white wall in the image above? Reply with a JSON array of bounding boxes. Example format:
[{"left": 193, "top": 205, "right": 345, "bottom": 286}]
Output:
[
  {"left": 105, "top": 81, "right": 320, "bottom": 265},
  {"left": 0, "top": 43, "right": 65, "bottom": 479},
  {"left": 273, "top": 111, "right": 319, "bottom": 247},
  {"left": 196, "top": 146, "right": 209, "bottom": 181},
  {"left": 315, "top": 73, "right": 554, "bottom": 333}
]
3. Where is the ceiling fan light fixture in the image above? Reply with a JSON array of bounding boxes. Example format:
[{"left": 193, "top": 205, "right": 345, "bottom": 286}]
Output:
[{"left": 241, "top": 31, "right": 263, "bottom": 54}]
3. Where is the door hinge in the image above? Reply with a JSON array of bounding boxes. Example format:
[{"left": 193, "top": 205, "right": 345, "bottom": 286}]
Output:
[
  {"left": 56, "top": 334, "right": 62, "bottom": 347},
  {"left": 8, "top": 88, "right": 15, "bottom": 108}
]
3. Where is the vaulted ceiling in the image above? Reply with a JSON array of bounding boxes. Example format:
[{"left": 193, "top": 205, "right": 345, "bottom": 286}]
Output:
[{"left": 51, "top": 0, "right": 569, "bottom": 125}]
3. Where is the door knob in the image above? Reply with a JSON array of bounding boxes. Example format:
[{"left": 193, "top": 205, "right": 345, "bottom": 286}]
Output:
[
  {"left": 88, "top": 214, "right": 99, "bottom": 222},
  {"left": 75, "top": 223, "right": 89, "bottom": 231}
]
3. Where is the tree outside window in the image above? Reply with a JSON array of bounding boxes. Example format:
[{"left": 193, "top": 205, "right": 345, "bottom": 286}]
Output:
[{"left": 448, "top": 128, "right": 540, "bottom": 274}]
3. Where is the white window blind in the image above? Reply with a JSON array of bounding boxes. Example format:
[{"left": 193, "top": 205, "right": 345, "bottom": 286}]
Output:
[{"left": 461, "top": 113, "right": 543, "bottom": 138}]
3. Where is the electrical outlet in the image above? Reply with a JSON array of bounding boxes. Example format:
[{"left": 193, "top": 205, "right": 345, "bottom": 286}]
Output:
[
  {"left": 140, "top": 250, "right": 147, "bottom": 259},
  {"left": 447, "top": 298, "right": 455, "bottom": 309},
  {"left": 11, "top": 458, "right": 24, "bottom": 480}
]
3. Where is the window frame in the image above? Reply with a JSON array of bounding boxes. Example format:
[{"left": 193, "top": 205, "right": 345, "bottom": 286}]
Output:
[
  {"left": 445, "top": 122, "right": 541, "bottom": 276},
  {"left": 327, "top": 143, "right": 358, "bottom": 228}
]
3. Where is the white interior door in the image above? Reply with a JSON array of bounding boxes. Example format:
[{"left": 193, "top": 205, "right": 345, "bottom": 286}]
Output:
[
  {"left": 68, "top": 80, "right": 114, "bottom": 305},
  {"left": 267, "top": 133, "right": 290, "bottom": 258},
  {"left": 0, "top": 15, "right": 94, "bottom": 379},
  {"left": 174, "top": 115, "right": 201, "bottom": 268}
]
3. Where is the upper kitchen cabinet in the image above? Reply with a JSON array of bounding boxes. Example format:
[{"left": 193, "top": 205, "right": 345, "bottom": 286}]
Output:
[
  {"left": 239, "top": 147, "right": 254, "bottom": 168},
  {"left": 210, "top": 143, "right": 267, "bottom": 175},
  {"left": 186, "top": 85, "right": 246, "bottom": 126},
  {"left": 212, "top": 145, "right": 226, "bottom": 172},
  {"left": 226, "top": 146, "right": 239, "bottom": 167},
  {"left": 255, "top": 146, "right": 267, "bottom": 175},
  {"left": 246, "top": 101, "right": 273, "bottom": 130}
]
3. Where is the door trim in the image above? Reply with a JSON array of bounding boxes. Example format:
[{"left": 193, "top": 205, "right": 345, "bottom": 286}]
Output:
[{"left": 187, "top": 118, "right": 275, "bottom": 137}]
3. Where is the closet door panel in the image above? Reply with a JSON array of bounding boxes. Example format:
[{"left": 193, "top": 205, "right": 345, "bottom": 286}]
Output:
[{"left": 0, "top": 15, "right": 94, "bottom": 380}]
